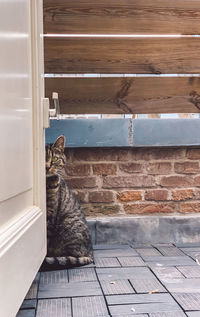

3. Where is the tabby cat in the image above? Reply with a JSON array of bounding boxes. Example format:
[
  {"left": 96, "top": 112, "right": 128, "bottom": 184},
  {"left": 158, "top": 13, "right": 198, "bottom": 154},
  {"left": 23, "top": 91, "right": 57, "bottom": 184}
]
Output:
[{"left": 42, "top": 135, "right": 93, "bottom": 270}]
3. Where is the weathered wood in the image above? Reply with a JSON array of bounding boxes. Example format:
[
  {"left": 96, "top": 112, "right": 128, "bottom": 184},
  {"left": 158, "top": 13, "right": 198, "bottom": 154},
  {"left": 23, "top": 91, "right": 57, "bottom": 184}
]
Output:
[
  {"left": 45, "top": 77, "right": 200, "bottom": 114},
  {"left": 44, "top": 38, "right": 200, "bottom": 74},
  {"left": 43, "top": 0, "right": 200, "bottom": 35}
]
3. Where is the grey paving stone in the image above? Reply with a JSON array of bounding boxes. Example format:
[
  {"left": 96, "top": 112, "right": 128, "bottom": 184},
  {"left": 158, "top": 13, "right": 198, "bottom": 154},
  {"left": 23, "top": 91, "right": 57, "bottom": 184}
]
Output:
[
  {"left": 186, "top": 253, "right": 200, "bottom": 263},
  {"left": 36, "top": 298, "right": 71, "bottom": 317},
  {"left": 162, "top": 278, "right": 200, "bottom": 293},
  {"left": 155, "top": 246, "right": 185, "bottom": 257},
  {"left": 108, "top": 302, "right": 181, "bottom": 315},
  {"left": 38, "top": 281, "right": 102, "bottom": 298},
  {"left": 143, "top": 256, "right": 196, "bottom": 266},
  {"left": 78, "top": 262, "right": 96, "bottom": 268},
  {"left": 117, "top": 257, "right": 145, "bottom": 267},
  {"left": 96, "top": 267, "right": 153, "bottom": 281},
  {"left": 186, "top": 313, "right": 200, "bottom": 317},
  {"left": 180, "top": 248, "right": 200, "bottom": 262},
  {"left": 173, "top": 293, "right": 200, "bottom": 310},
  {"left": 129, "top": 277, "right": 167, "bottom": 294},
  {"left": 177, "top": 266, "right": 200, "bottom": 278},
  {"left": 106, "top": 293, "right": 175, "bottom": 305},
  {"left": 72, "top": 296, "right": 109, "bottom": 317},
  {"left": 149, "top": 313, "right": 187, "bottom": 317},
  {"left": 93, "top": 244, "right": 130, "bottom": 250},
  {"left": 180, "top": 247, "right": 200, "bottom": 255},
  {"left": 151, "top": 266, "right": 184, "bottom": 279},
  {"left": 136, "top": 248, "right": 162, "bottom": 257},
  {"left": 100, "top": 279, "right": 135, "bottom": 295},
  {"left": 153, "top": 244, "right": 174, "bottom": 247},
  {"left": 40, "top": 270, "right": 68, "bottom": 285},
  {"left": 68, "top": 267, "right": 97, "bottom": 282},
  {"left": 112, "top": 315, "right": 148, "bottom": 317},
  {"left": 17, "top": 310, "right": 35, "bottom": 317},
  {"left": 25, "top": 273, "right": 40, "bottom": 299},
  {"left": 176, "top": 243, "right": 200, "bottom": 248},
  {"left": 132, "top": 243, "right": 154, "bottom": 248},
  {"left": 94, "top": 248, "right": 138, "bottom": 258},
  {"left": 94, "top": 257, "right": 121, "bottom": 268},
  {"left": 20, "top": 300, "right": 37, "bottom": 310}
]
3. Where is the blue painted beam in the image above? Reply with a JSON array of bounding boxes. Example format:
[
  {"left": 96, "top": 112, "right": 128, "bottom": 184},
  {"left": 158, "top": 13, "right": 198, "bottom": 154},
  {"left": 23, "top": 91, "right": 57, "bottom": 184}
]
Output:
[
  {"left": 133, "top": 119, "right": 200, "bottom": 147},
  {"left": 45, "top": 118, "right": 200, "bottom": 147},
  {"left": 46, "top": 119, "right": 132, "bottom": 147}
]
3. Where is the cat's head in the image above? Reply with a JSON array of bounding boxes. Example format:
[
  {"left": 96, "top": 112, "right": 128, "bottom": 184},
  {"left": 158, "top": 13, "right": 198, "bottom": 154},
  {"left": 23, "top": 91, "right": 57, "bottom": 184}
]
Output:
[{"left": 46, "top": 135, "right": 66, "bottom": 174}]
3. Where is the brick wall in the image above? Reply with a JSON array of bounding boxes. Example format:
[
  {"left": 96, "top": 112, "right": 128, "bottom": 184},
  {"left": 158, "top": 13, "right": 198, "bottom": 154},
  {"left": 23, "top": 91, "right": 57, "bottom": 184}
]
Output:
[{"left": 64, "top": 147, "right": 200, "bottom": 217}]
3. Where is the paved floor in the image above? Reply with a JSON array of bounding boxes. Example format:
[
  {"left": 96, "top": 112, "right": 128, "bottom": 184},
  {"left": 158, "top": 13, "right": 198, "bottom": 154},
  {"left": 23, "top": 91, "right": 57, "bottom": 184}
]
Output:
[{"left": 17, "top": 243, "right": 200, "bottom": 317}]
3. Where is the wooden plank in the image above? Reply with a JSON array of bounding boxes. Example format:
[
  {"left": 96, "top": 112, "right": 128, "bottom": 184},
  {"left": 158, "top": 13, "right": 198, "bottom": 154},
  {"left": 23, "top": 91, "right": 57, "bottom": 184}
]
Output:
[
  {"left": 45, "top": 77, "right": 200, "bottom": 114},
  {"left": 43, "top": 0, "right": 200, "bottom": 35},
  {"left": 44, "top": 38, "right": 200, "bottom": 74}
]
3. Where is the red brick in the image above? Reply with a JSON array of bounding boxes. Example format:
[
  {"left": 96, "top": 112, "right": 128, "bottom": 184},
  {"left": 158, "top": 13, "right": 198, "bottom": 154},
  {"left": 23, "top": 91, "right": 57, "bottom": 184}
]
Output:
[
  {"left": 66, "top": 177, "right": 96, "bottom": 189},
  {"left": 172, "top": 189, "right": 195, "bottom": 201},
  {"left": 124, "top": 203, "right": 176, "bottom": 214},
  {"left": 160, "top": 176, "right": 193, "bottom": 187},
  {"left": 187, "top": 149, "right": 200, "bottom": 160},
  {"left": 117, "top": 191, "right": 142, "bottom": 202},
  {"left": 72, "top": 148, "right": 130, "bottom": 161},
  {"left": 193, "top": 176, "right": 200, "bottom": 187},
  {"left": 88, "top": 191, "right": 114, "bottom": 203},
  {"left": 145, "top": 190, "right": 169, "bottom": 201},
  {"left": 180, "top": 202, "right": 200, "bottom": 213},
  {"left": 74, "top": 191, "right": 88, "bottom": 203},
  {"left": 130, "top": 148, "right": 185, "bottom": 161},
  {"left": 92, "top": 163, "right": 116, "bottom": 175},
  {"left": 119, "top": 163, "right": 143, "bottom": 173},
  {"left": 174, "top": 162, "right": 199, "bottom": 174},
  {"left": 151, "top": 149, "right": 185, "bottom": 160},
  {"left": 195, "top": 189, "right": 200, "bottom": 199},
  {"left": 103, "top": 175, "right": 155, "bottom": 188},
  {"left": 65, "top": 164, "right": 90, "bottom": 176},
  {"left": 82, "top": 204, "right": 120, "bottom": 216},
  {"left": 146, "top": 162, "right": 172, "bottom": 175}
]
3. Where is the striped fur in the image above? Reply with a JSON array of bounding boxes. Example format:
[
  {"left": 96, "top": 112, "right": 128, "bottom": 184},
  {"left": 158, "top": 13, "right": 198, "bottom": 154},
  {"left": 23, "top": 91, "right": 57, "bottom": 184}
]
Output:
[{"left": 42, "top": 135, "right": 93, "bottom": 271}]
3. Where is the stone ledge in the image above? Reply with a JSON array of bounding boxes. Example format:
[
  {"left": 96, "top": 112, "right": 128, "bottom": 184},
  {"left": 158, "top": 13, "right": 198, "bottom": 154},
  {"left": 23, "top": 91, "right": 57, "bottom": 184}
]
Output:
[{"left": 87, "top": 215, "right": 200, "bottom": 245}]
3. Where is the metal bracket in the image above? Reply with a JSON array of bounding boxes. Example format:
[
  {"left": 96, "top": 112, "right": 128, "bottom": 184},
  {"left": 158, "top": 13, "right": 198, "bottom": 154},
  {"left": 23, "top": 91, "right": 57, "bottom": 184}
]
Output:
[
  {"left": 42, "top": 92, "right": 61, "bottom": 128},
  {"left": 51, "top": 92, "right": 61, "bottom": 120},
  {"left": 42, "top": 97, "right": 50, "bottom": 128}
]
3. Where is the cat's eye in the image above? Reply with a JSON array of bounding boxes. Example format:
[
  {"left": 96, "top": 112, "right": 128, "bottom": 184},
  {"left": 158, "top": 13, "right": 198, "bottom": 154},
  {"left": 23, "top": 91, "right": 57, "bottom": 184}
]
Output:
[{"left": 52, "top": 156, "right": 58, "bottom": 162}]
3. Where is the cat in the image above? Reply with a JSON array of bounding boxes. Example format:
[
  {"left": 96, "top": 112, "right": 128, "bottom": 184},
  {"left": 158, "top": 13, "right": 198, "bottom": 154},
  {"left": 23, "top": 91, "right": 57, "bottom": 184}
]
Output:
[{"left": 42, "top": 135, "right": 93, "bottom": 270}]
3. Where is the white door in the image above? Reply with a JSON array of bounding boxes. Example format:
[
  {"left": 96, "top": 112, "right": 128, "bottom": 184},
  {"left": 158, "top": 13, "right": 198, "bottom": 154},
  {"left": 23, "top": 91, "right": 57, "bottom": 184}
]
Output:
[{"left": 0, "top": 1, "right": 46, "bottom": 316}]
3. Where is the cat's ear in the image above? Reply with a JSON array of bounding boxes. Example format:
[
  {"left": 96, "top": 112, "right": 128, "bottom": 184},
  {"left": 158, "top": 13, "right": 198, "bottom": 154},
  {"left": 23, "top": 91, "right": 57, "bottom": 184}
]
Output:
[{"left": 53, "top": 135, "right": 65, "bottom": 152}]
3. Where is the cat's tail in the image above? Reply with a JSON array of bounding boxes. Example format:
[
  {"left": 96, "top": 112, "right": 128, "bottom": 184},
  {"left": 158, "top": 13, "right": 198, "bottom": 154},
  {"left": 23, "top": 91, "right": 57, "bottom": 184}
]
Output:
[{"left": 40, "top": 255, "right": 93, "bottom": 271}]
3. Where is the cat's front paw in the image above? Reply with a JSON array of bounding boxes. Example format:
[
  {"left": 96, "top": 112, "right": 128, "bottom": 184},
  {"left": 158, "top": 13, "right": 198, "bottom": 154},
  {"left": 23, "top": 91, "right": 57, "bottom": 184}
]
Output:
[{"left": 79, "top": 256, "right": 93, "bottom": 266}]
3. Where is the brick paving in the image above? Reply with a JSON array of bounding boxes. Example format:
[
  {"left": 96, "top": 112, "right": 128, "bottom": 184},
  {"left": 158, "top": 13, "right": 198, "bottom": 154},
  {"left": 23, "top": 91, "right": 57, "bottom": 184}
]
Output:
[{"left": 17, "top": 244, "right": 200, "bottom": 317}]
